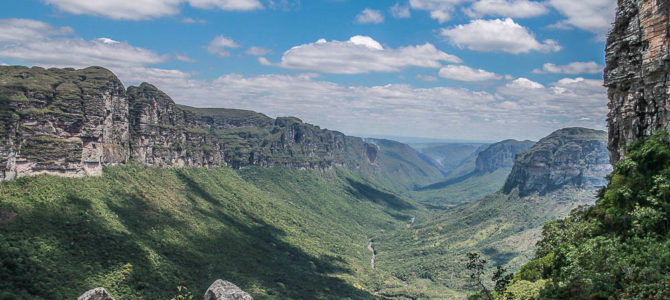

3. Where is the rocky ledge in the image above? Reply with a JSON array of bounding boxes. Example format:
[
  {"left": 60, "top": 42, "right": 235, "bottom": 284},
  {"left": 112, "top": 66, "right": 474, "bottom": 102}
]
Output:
[
  {"left": 605, "top": 0, "right": 670, "bottom": 163},
  {"left": 0, "top": 66, "right": 377, "bottom": 181},
  {"left": 502, "top": 127, "right": 612, "bottom": 197}
]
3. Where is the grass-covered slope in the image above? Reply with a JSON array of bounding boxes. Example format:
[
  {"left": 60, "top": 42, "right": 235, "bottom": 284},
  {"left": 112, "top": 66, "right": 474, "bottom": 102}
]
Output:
[
  {"left": 410, "top": 143, "right": 488, "bottom": 175},
  {"left": 373, "top": 187, "right": 597, "bottom": 298},
  {"left": 502, "top": 132, "right": 670, "bottom": 299},
  {"left": 0, "top": 165, "right": 417, "bottom": 299}
]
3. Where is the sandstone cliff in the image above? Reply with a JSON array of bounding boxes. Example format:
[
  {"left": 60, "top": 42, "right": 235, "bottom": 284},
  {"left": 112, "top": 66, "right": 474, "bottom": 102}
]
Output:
[
  {"left": 0, "top": 66, "right": 377, "bottom": 181},
  {"left": 605, "top": 0, "right": 670, "bottom": 163},
  {"left": 503, "top": 128, "right": 612, "bottom": 197}
]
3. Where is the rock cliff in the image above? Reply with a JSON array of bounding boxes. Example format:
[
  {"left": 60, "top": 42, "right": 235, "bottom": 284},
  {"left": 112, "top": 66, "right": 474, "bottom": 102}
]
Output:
[
  {"left": 502, "top": 128, "right": 612, "bottom": 197},
  {"left": 0, "top": 66, "right": 377, "bottom": 181},
  {"left": 474, "top": 139, "right": 535, "bottom": 173},
  {"left": 605, "top": 0, "right": 670, "bottom": 163}
]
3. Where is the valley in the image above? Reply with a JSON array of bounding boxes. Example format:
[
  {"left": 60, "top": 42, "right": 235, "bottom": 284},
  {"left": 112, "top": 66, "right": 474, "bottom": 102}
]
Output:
[{"left": 0, "top": 66, "right": 612, "bottom": 299}]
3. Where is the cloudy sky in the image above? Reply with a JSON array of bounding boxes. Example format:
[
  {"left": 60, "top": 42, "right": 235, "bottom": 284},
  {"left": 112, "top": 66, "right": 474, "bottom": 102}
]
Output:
[{"left": 0, "top": 0, "right": 616, "bottom": 141}]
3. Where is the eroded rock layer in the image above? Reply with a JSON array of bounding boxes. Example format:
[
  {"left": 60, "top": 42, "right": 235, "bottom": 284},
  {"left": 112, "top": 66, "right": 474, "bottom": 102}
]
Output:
[
  {"left": 503, "top": 128, "right": 612, "bottom": 197},
  {"left": 605, "top": 0, "right": 670, "bottom": 163},
  {"left": 0, "top": 66, "right": 377, "bottom": 181}
]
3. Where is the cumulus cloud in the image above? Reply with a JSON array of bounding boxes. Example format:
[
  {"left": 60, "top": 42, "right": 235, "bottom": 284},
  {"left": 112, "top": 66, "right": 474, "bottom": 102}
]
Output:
[
  {"left": 263, "top": 35, "right": 461, "bottom": 74},
  {"left": 390, "top": 2, "right": 411, "bottom": 18},
  {"left": 207, "top": 35, "right": 239, "bottom": 57},
  {"left": 245, "top": 46, "right": 271, "bottom": 56},
  {"left": 409, "top": 0, "right": 469, "bottom": 23},
  {"left": 441, "top": 18, "right": 561, "bottom": 54},
  {"left": 355, "top": 8, "right": 385, "bottom": 24},
  {"left": 465, "top": 0, "right": 547, "bottom": 18},
  {"left": 532, "top": 61, "right": 603, "bottom": 74},
  {"left": 548, "top": 0, "right": 616, "bottom": 40},
  {"left": 0, "top": 18, "right": 73, "bottom": 42},
  {"left": 42, "top": 0, "right": 262, "bottom": 20},
  {"left": 438, "top": 65, "right": 502, "bottom": 81}
]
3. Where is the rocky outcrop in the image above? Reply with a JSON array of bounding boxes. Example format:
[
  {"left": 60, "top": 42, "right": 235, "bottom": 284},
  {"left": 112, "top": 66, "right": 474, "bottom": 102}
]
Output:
[
  {"left": 474, "top": 139, "right": 535, "bottom": 173},
  {"left": 204, "top": 280, "right": 253, "bottom": 300},
  {"left": 0, "top": 66, "right": 377, "bottom": 181},
  {"left": 0, "top": 66, "right": 129, "bottom": 182},
  {"left": 78, "top": 288, "right": 115, "bottom": 300},
  {"left": 503, "top": 128, "right": 612, "bottom": 197},
  {"left": 605, "top": 0, "right": 670, "bottom": 163}
]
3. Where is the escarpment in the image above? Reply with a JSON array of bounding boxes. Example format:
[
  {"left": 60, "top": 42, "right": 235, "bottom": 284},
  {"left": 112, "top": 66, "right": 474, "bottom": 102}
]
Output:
[
  {"left": 605, "top": 0, "right": 670, "bottom": 163},
  {"left": 0, "top": 66, "right": 377, "bottom": 181},
  {"left": 473, "top": 139, "right": 534, "bottom": 173},
  {"left": 502, "top": 128, "right": 612, "bottom": 197}
]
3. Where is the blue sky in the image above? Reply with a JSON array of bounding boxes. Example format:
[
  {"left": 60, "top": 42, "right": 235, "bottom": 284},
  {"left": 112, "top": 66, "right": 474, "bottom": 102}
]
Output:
[{"left": 0, "top": 0, "right": 617, "bottom": 141}]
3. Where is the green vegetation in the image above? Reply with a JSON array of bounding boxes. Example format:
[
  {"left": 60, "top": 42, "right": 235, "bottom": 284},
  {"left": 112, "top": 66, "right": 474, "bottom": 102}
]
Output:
[
  {"left": 411, "top": 169, "right": 511, "bottom": 208},
  {"left": 0, "top": 164, "right": 420, "bottom": 299},
  {"left": 503, "top": 131, "right": 670, "bottom": 299}
]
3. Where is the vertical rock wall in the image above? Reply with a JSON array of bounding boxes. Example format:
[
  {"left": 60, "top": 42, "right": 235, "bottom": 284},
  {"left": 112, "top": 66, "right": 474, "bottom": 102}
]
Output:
[{"left": 605, "top": 0, "right": 670, "bottom": 163}]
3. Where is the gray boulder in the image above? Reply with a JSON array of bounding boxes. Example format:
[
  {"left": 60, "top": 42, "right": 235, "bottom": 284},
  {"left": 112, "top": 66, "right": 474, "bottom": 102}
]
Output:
[
  {"left": 204, "top": 280, "right": 253, "bottom": 300},
  {"left": 78, "top": 287, "right": 115, "bottom": 300}
]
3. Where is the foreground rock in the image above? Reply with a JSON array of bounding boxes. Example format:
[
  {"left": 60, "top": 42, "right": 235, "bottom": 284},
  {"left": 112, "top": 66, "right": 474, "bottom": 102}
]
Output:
[
  {"left": 605, "top": 0, "right": 670, "bottom": 163},
  {"left": 503, "top": 127, "right": 612, "bottom": 196},
  {"left": 204, "top": 280, "right": 253, "bottom": 300},
  {"left": 78, "top": 288, "right": 115, "bottom": 300}
]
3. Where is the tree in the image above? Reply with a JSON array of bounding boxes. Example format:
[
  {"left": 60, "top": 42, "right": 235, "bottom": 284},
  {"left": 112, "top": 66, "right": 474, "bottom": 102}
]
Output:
[{"left": 466, "top": 252, "right": 492, "bottom": 300}]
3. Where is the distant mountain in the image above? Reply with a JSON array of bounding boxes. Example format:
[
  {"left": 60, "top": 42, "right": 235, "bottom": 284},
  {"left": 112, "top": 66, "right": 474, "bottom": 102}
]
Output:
[
  {"left": 503, "top": 127, "right": 611, "bottom": 197},
  {"left": 474, "top": 139, "right": 535, "bottom": 173},
  {"left": 411, "top": 143, "right": 488, "bottom": 175}
]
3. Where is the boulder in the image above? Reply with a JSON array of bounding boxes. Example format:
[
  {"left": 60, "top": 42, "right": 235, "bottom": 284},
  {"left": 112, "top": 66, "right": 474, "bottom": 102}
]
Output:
[
  {"left": 78, "top": 287, "right": 115, "bottom": 300},
  {"left": 204, "top": 280, "right": 253, "bottom": 300}
]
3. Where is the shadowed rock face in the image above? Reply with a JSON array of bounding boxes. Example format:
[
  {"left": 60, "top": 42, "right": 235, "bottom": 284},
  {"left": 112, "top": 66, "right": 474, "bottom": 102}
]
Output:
[
  {"left": 0, "top": 66, "right": 378, "bottom": 181},
  {"left": 605, "top": 0, "right": 670, "bottom": 164},
  {"left": 204, "top": 280, "right": 253, "bottom": 300},
  {"left": 503, "top": 128, "right": 612, "bottom": 197}
]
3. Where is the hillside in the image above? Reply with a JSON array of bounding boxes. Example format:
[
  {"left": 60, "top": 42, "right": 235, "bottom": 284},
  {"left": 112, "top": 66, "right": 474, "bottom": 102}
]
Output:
[
  {"left": 0, "top": 165, "right": 420, "bottom": 299},
  {"left": 411, "top": 143, "right": 488, "bottom": 176},
  {"left": 374, "top": 128, "right": 610, "bottom": 298}
]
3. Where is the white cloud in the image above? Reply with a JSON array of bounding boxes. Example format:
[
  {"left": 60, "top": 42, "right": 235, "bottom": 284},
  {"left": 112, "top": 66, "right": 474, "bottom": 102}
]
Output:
[
  {"left": 504, "top": 77, "right": 544, "bottom": 89},
  {"left": 42, "top": 0, "right": 262, "bottom": 20},
  {"left": 246, "top": 46, "right": 271, "bottom": 56},
  {"left": 438, "top": 65, "right": 502, "bottom": 81},
  {"left": 548, "top": 0, "right": 616, "bottom": 40},
  {"left": 409, "top": 0, "right": 469, "bottom": 23},
  {"left": 0, "top": 19, "right": 166, "bottom": 69},
  {"left": 355, "top": 8, "right": 385, "bottom": 24},
  {"left": 207, "top": 35, "right": 240, "bottom": 57},
  {"left": 465, "top": 0, "right": 547, "bottom": 18},
  {"left": 390, "top": 2, "right": 411, "bottom": 19},
  {"left": 182, "top": 17, "right": 207, "bottom": 23},
  {"left": 0, "top": 18, "right": 73, "bottom": 43},
  {"left": 175, "top": 53, "right": 197, "bottom": 62},
  {"left": 188, "top": 0, "right": 262, "bottom": 10},
  {"left": 441, "top": 18, "right": 561, "bottom": 54},
  {"left": 416, "top": 74, "right": 438, "bottom": 81},
  {"left": 264, "top": 35, "right": 461, "bottom": 74},
  {"left": 532, "top": 61, "right": 603, "bottom": 74}
]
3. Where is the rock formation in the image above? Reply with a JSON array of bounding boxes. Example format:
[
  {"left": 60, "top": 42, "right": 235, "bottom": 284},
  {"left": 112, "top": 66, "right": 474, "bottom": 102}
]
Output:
[
  {"left": 78, "top": 287, "right": 115, "bottom": 300},
  {"left": 605, "top": 0, "right": 670, "bottom": 163},
  {"left": 503, "top": 128, "right": 612, "bottom": 197},
  {"left": 204, "top": 280, "right": 253, "bottom": 300},
  {"left": 474, "top": 139, "right": 535, "bottom": 173},
  {"left": 0, "top": 66, "right": 378, "bottom": 181}
]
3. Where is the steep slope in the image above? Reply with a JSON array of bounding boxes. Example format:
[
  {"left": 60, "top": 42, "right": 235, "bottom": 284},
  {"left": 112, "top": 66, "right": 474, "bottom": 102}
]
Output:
[
  {"left": 376, "top": 128, "right": 610, "bottom": 298},
  {"left": 412, "top": 139, "right": 534, "bottom": 207},
  {"left": 0, "top": 66, "right": 377, "bottom": 182},
  {"left": 0, "top": 165, "right": 417, "bottom": 299}
]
